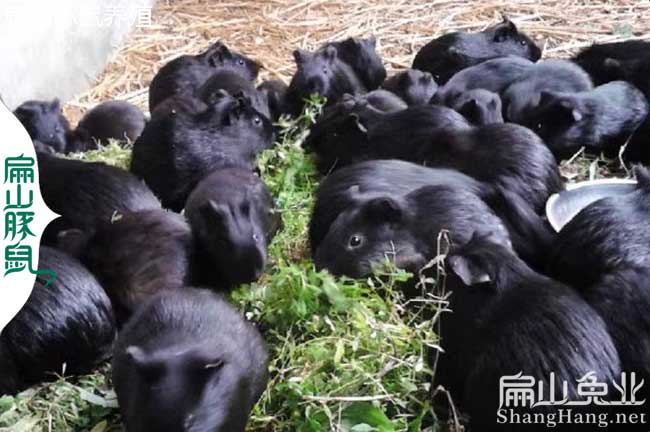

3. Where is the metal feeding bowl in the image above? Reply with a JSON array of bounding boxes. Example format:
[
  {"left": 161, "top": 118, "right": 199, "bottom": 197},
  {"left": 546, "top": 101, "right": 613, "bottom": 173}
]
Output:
[{"left": 545, "top": 178, "right": 638, "bottom": 232}]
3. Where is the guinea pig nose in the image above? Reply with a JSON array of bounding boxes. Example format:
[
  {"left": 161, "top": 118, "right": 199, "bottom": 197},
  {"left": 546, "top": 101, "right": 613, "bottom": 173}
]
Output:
[{"left": 306, "top": 78, "right": 320, "bottom": 93}]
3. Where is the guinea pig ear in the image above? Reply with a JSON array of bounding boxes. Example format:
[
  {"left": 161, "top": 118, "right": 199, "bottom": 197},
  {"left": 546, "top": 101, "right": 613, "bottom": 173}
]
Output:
[
  {"left": 49, "top": 99, "right": 61, "bottom": 112},
  {"left": 323, "top": 45, "right": 338, "bottom": 62},
  {"left": 56, "top": 228, "right": 90, "bottom": 258},
  {"left": 493, "top": 17, "right": 518, "bottom": 41},
  {"left": 537, "top": 91, "right": 557, "bottom": 108},
  {"left": 205, "top": 42, "right": 232, "bottom": 67},
  {"left": 558, "top": 99, "right": 582, "bottom": 122},
  {"left": 447, "top": 255, "right": 491, "bottom": 287},
  {"left": 206, "top": 89, "right": 230, "bottom": 105},
  {"left": 126, "top": 346, "right": 165, "bottom": 379},
  {"left": 362, "top": 197, "right": 403, "bottom": 222},
  {"left": 200, "top": 199, "right": 229, "bottom": 222},
  {"left": 457, "top": 99, "right": 480, "bottom": 121},
  {"left": 293, "top": 49, "right": 312, "bottom": 66},
  {"left": 184, "top": 347, "right": 225, "bottom": 373}
]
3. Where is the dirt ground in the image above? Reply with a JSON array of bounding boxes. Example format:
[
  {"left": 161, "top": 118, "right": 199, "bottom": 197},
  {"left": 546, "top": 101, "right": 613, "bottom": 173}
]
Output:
[{"left": 64, "top": 0, "right": 650, "bottom": 121}]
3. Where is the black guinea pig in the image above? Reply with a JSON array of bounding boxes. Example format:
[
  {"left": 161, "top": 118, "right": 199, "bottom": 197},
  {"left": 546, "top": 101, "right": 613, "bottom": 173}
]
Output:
[
  {"left": 314, "top": 184, "right": 512, "bottom": 278},
  {"left": 257, "top": 79, "right": 288, "bottom": 121},
  {"left": 38, "top": 153, "right": 161, "bottom": 245},
  {"left": 185, "top": 168, "right": 281, "bottom": 290},
  {"left": 522, "top": 81, "right": 649, "bottom": 160},
  {"left": 416, "top": 122, "right": 563, "bottom": 213},
  {"left": 285, "top": 45, "right": 367, "bottom": 115},
  {"left": 198, "top": 68, "right": 271, "bottom": 120},
  {"left": 57, "top": 209, "right": 194, "bottom": 325},
  {"left": 547, "top": 166, "right": 650, "bottom": 289},
  {"left": 433, "top": 56, "right": 534, "bottom": 106},
  {"left": 413, "top": 17, "right": 541, "bottom": 84},
  {"left": 502, "top": 59, "right": 593, "bottom": 123},
  {"left": 113, "top": 287, "right": 268, "bottom": 432},
  {"left": 576, "top": 266, "right": 650, "bottom": 415},
  {"left": 148, "top": 41, "right": 260, "bottom": 112},
  {"left": 304, "top": 96, "right": 471, "bottom": 174},
  {"left": 437, "top": 234, "right": 621, "bottom": 432},
  {"left": 449, "top": 89, "right": 503, "bottom": 125},
  {"left": 71, "top": 101, "right": 147, "bottom": 149},
  {"left": 13, "top": 99, "right": 70, "bottom": 153},
  {"left": 381, "top": 69, "right": 438, "bottom": 106},
  {"left": 322, "top": 36, "right": 386, "bottom": 90},
  {"left": 0, "top": 246, "right": 116, "bottom": 394},
  {"left": 572, "top": 40, "right": 650, "bottom": 86},
  {"left": 131, "top": 93, "right": 274, "bottom": 211},
  {"left": 309, "top": 160, "right": 494, "bottom": 252}
]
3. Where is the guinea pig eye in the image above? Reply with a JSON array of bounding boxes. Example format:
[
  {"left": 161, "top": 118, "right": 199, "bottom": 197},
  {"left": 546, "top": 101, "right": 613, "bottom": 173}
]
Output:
[
  {"left": 253, "top": 233, "right": 261, "bottom": 242},
  {"left": 519, "top": 40, "right": 527, "bottom": 46},
  {"left": 237, "top": 59, "right": 245, "bottom": 66},
  {"left": 252, "top": 116, "right": 262, "bottom": 126},
  {"left": 535, "top": 122, "right": 543, "bottom": 131},
  {"left": 348, "top": 234, "right": 363, "bottom": 249}
]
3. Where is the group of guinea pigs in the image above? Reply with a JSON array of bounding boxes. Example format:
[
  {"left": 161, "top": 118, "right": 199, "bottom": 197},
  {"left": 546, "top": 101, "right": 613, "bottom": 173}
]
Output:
[{"left": 3, "top": 15, "right": 650, "bottom": 432}]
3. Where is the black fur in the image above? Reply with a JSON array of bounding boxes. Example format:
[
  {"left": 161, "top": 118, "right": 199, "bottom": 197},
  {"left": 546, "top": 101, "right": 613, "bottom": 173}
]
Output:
[
  {"left": 38, "top": 153, "right": 161, "bottom": 245},
  {"left": 522, "top": 81, "right": 649, "bottom": 160},
  {"left": 257, "top": 79, "right": 288, "bottom": 121},
  {"left": 309, "top": 160, "right": 491, "bottom": 253},
  {"left": 285, "top": 45, "right": 367, "bottom": 115},
  {"left": 413, "top": 17, "right": 541, "bottom": 84},
  {"left": 13, "top": 99, "right": 70, "bottom": 153},
  {"left": 307, "top": 99, "right": 561, "bottom": 213},
  {"left": 148, "top": 41, "right": 260, "bottom": 112},
  {"left": 74, "top": 100, "right": 147, "bottom": 146},
  {"left": 113, "top": 288, "right": 268, "bottom": 432},
  {"left": 131, "top": 94, "right": 274, "bottom": 211},
  {"left": 198, "top": 69, "right": 271, "bottom": 120},
  {"left": 304, "top": 97, "right": 470, "bottom": 173},
  {"left": 503, "top": 59, "right": 593, "bottom": 123},
  {"left": 310, "top": 159, "right": 555, "bottom": 269},
  {"left": 314, "top": 184, "right": 512, "bottom": 278},
  {"left": 433, "top": 56, "right": 534, "bottom": 106},
  {"left": 581, "top": 267, "right": 650, "bottom": 419},
  {"left": 323, "top": 36, "right": 386, "bottom": 90},
  {"left": 1, "top": 247, "right": 116, "bottom": 394},
  {"left": 57, "top": 209, "right": 194, "bottom": 325},
  {"left": 573, "top": 40, "right": 650, "bottom": 86},
  {"left": 381, "top": 69, "right": 438, "bottom": 105},
  {"left": 185, "top": 168, "right": 281, "bottom": 290},
  {"left": 547, "top": 166, "right": 650, "bottom": 288},
  {"left": 150, "top": 94, "right": 209, "bottom": 118},
  {"left": 416, "top": 122, "right": 563, "bottom": 213},
  {"left": 437, "top": 235, "right": 621, "bottom": 431},
  {"left": 449, "top": 89, "right": 503, "bottom": 125},
  {"left": 355, "top": 89, "right": 407, "bottom": 112}
]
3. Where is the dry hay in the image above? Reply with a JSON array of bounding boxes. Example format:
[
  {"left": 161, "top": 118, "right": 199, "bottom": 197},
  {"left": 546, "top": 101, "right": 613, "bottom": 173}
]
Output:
[{"left": 64, "top": 0, "right": 650, "bottom": 122}]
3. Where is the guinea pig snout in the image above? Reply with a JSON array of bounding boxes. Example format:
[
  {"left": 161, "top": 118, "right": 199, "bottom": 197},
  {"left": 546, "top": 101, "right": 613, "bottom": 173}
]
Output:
[{"left": 306, "top": 78, "right": 323, "bottom": 95}]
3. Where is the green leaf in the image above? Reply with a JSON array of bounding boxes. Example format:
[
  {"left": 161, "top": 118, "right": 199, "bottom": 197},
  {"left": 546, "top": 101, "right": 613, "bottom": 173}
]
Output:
[{"left": 341, "top": 402, "right": 395, "bottom": 432}]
